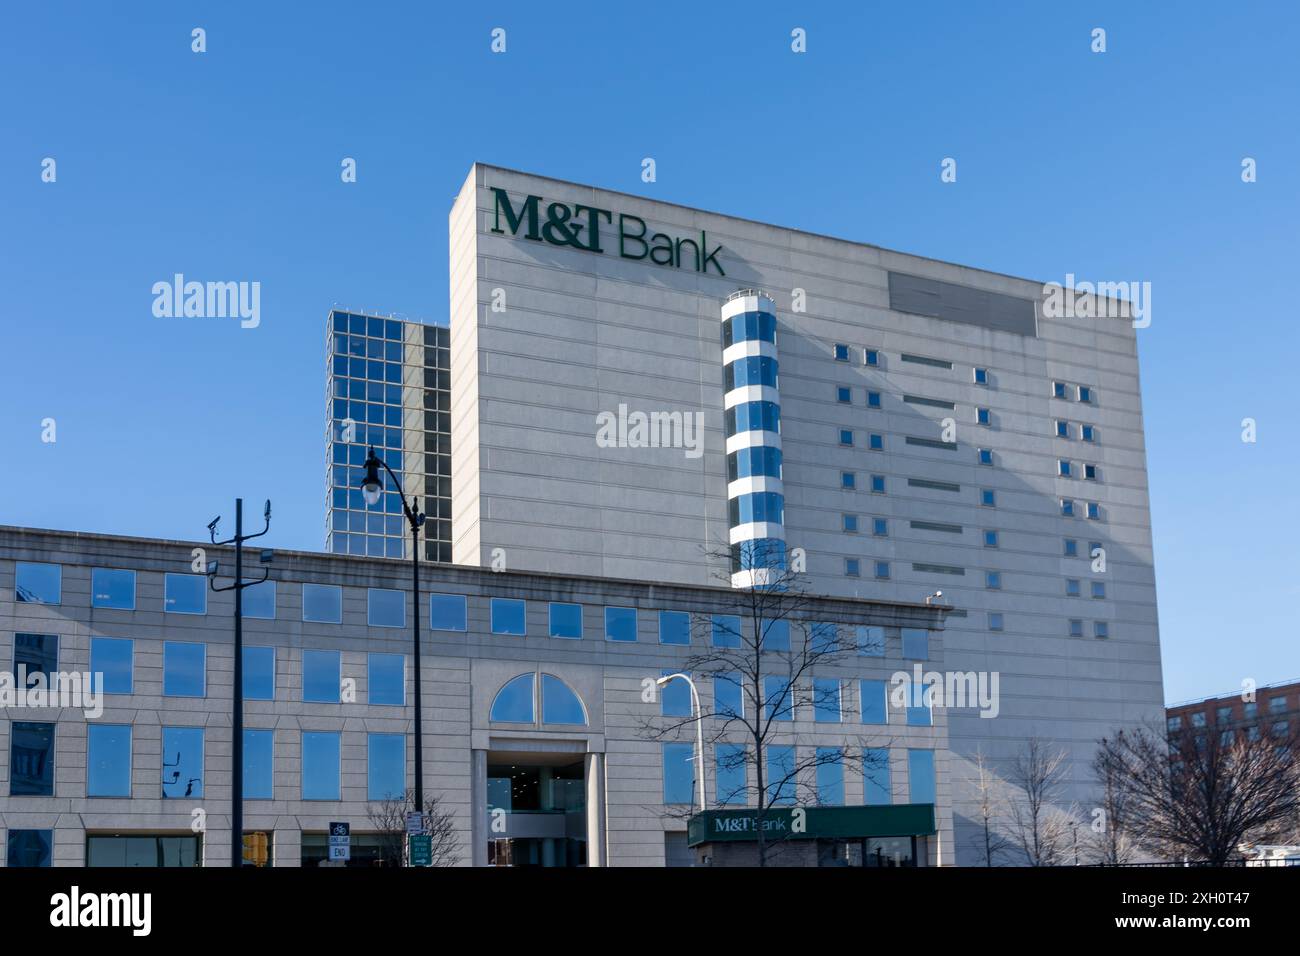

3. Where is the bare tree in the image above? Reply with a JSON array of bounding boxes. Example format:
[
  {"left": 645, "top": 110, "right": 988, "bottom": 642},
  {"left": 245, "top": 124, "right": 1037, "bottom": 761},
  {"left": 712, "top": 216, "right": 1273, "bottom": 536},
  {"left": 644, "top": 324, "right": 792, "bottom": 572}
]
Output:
[
  {"left": 1094, "top": 721, "right": 1299, "bottom": 865},
  {"left": 640, "top": 544, "right": 903, "bottom": 866},
  {"left": 1088, "top": 741, "right": 1137, "bottom": 865},
  {"left": 966, "top": 747, "right": 1012, "bottom": 866},
  {"left": 1006, "top": 737, "right": 1074, "bottom": 866},
  {"left": 366, "top": 789, "right": 462, "bottom": 867}
]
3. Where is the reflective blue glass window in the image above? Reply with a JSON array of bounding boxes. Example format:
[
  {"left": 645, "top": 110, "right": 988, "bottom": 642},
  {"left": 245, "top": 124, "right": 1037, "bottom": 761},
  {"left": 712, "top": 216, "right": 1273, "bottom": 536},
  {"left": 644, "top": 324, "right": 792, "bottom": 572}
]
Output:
[
  {"left": 90, "top": 637, "right": 133, "bottom": 694},
  {"left": 728, "top": 492, "right": 784, "bottom": 526},
  {"left": 861, "top": 679, "right": 887, "bottom": 724},
  {"left": 243, "top": 646, "right": 275, "bottom": 700},
  {"left": 14, "top": 633, "right": 57, "bottom": 686},
  {"left": 163, "top": 642, "right": 206, "bottom": 697},
  {"left": 6, "top": 829, "right": 52, "bottom": 867},
  {"left": 242, "top": 580, "right": 276, "bottom": 619},
  {"left": 9, "top": 722, "right": 54, "bottom": 795},
  {"left": 661, "top": 671, "right": 691, "bottom": 718},
  {"left": 605, "top": 607, "right": 637, "bottom": 642},
  {"left": 243, "top": 729, "right": 273, "bottom": 799},
  {"left": 857, "top": 625, "right": 885, "bottom": 657},
  {"left": 490, "top": 674, "right": 535, "bottom": 722},
  {"left": 430, "top": 593, "right": 467, "bottom": 631},
  {"left": 659, "top": 610, "right": 690, "bottom": 645},
  {"left": 864, "top": 748, "right": 891, "bottom": 805},
  {"left": 385, "top": 318, "right": 401, "bottom": 340},
  {"left": 541, "top": 674, "right": 587, "bottom": 725},
  {"left": 161, "top": 727, "right": 204, "bottom": 799},
  {"left": 727, "top": 445, "right": 782, "bottom": 481},
  {"left": 867, "top": 391, "right": 881, "bottom": 408},
  {"left": 90, "top": 569, "right": 135, "bottom": 609},
  {"left": 368, "top": 652, "right": 404, "bottom": 705},
  {"left": 549, "top": 602, "right": 582, "bottom": 639},
  {"left": 723, "top": 310, "right": 776, "bottom": 346},
  {"left": 87, "top": 724, "right": 131, "bottom": 797},
  {"left": 491, "top": 598, "right": 526, "bottom": 635},
  {"left": 302, "top": 732, "right": 341, "bottom": 800},
  {"left": 902, "top": 628, "right": 929, "bottom": 660},
  {"left": 814, "top": 678, "right": 841, "bottom": 722},
  {"left": 812, "top": 622, "right": 837, "bottom": 654},
  {"left": 725, "top": 401, "right": 780, "bottom": 436},
  {"left": 164, "top": 573, "right": 206, "bottom": 615},
  {"left": 724, "top": 355, "right": 778, "bottom": 391},
  {"left": 764, "top": 676, "right": 793, "bottom": 721},
  {"left": 662, "top": 742, "right": 695, "bottom": 805},
  {"left": 715, "top": 743, "right": 747, "bottom": 806},
  {"left": 766, "top": 745, "right": 796, "bottom": 806},
  {"left": 714, "top": 672, "right": 743, "bottom": 718},
  {"left": 762, "top": 618, "right": 789, "bottom": 652},
  {"left": 368, "top": 588, "right": 405, "bottom": 627},
  {"left": 712, "top": 614, "right": 741, "bottom": 648},
  {"left": 302, "top": 584, "right": 342, "bottom": 624},
  {"left": 303, "top": 649, "right": 341, "bottom": 703},
  {"left": 368, "top": 733, "right": 406, "bottom": 801},
  {"left": 816, "top": 748, "right": 845, "bottom": 806},
  {"left": 909, "top": 749, "right": 936, "bottom": 804},
  {"left": 906, "top": 682, "right": 933, "bottom": 726}
]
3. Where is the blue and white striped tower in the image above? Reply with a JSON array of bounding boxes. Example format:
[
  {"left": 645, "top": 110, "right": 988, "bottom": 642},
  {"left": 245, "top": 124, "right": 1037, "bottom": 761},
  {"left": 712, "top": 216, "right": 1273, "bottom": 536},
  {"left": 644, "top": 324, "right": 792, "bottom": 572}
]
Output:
[{"left": 720, "top": 290, "right": 786, "bottom": 588}]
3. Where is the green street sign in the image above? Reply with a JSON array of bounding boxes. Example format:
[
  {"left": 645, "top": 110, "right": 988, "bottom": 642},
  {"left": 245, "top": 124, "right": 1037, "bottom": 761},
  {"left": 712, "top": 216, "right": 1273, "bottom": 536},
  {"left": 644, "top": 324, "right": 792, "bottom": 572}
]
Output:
[{"left": 409, "top": 834, "right": 432, "bottom": 867}]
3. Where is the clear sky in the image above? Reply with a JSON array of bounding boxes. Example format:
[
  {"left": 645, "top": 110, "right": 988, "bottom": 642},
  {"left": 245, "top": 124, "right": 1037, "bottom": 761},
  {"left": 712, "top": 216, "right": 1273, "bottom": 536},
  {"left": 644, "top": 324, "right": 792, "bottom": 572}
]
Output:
[{"left": 2, "top": 2, "right": 1296, "bottom": 704}]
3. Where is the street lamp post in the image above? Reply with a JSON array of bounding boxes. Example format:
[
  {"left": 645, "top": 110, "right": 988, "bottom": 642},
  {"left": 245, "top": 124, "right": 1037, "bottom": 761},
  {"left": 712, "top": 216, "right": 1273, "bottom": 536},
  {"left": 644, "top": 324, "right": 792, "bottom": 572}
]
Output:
[
  {"left": 207, "top": 498, "right": 272, "bottom": 867},
  {"left": 657, "top": 673, "right": 706, "bottom": 814},
  {"left": 361, "top": 447, "right": 426, "bottom": 815}
]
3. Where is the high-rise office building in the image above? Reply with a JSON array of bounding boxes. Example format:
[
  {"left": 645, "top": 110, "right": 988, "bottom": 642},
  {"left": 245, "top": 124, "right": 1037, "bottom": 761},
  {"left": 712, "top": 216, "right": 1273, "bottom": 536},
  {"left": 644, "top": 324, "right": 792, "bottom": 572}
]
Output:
[
  {"left": 325, "top": 309, "right": 452, "bottom": 562},
  {"left": 447, "top": 163, "right": 1165, "bottom": 864}
]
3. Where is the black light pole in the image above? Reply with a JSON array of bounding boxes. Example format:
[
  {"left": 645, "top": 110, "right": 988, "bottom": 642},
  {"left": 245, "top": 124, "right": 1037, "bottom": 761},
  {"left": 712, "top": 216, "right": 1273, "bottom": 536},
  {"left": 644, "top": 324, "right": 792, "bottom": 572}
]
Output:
[
  {"left": 208, "top": 498, "right": 272, "bottom": 867},
  {"left": 361, "top": 448, "right": 426, "bottom": 815}
]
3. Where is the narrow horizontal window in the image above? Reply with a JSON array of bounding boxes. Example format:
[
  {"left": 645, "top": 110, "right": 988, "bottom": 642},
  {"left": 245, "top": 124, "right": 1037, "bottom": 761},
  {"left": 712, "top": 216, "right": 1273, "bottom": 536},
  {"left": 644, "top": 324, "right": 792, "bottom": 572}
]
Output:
[
  {"left": 903, "top": 395, "right": 955, "bottom": 410},
  {"left": 905, "top": 436, "right": 957, "bottom": 451},
  {"left": 900, "top": 354, "right": 953, "bottom": 369},
  {"left": 909, "top": 520, "right": 962, "bottom": 534},
  {"left": 908, "top": 478, "right": 961, "bottom": 493},
  {"left": 912, "top": 563, "right": 965, "bottom": 575}
]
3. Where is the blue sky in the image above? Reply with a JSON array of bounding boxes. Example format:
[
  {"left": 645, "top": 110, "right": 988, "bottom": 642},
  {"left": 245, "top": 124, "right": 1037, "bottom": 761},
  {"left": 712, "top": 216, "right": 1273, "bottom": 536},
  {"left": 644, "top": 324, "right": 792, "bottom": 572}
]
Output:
[{"left": 1, "top": 2, "right": 1296, "bottom": 703}]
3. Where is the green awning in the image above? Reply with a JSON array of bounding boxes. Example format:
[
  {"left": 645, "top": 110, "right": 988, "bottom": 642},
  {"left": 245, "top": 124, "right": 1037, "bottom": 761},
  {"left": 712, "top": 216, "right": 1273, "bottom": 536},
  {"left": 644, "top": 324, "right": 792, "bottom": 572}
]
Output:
[{"left": 686, "top": 805, "right": 935, "bottom": 847}]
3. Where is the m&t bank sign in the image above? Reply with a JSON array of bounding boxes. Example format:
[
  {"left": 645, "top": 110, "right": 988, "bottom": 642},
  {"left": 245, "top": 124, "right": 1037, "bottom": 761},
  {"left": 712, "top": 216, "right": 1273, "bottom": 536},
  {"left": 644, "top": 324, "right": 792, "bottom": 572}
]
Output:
[{"left": 490, "top": 187, "right": 725, "bottom": 276}]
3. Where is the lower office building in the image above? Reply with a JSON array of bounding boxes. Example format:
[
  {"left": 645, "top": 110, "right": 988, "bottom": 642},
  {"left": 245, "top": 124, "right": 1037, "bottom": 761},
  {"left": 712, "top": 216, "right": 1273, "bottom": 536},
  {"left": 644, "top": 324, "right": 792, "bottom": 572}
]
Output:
[{"left": 0, "top": 526, "right": 950, "bottom": 867}]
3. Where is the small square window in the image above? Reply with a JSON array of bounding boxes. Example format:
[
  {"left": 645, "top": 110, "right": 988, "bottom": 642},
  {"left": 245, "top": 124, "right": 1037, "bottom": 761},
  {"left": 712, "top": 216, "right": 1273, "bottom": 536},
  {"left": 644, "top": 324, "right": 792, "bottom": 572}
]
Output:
[
  {"left": 986, "top": 571, "right": 1001, "bottom": 590},
  {"left": 1053, "top": 382, "right": 1068, "bottom": 399},
  {"left": 983, "top": 530, "right": 998, "bottom": 548},
  {"left": 605, "top": 606, "right": 638, "bottom": 642},
  {"left": 490, "top": 598, "right": 527, "bottom": 636},
  {"left": 869, "top": 433, "right": 884, "bottom": 450},
  {"left": 976, "top": 407, "right": 991, "bottom": 426},
  {"left": 1061, "top": 499, "right": 1075, "bottom": 517},
  {"left": 1056, "top": 420, "right": 1070, "bottom": 438},
  {"left": 872, "top": 517, "right": 888, "bottom": 537},
  {"left": 15, "top": 562, "right": 61, "bottom": 605},
  {"left": 1084, "top": 464, "right": 1098, "bottom": 481},
  {"left": 834, "top": 344, "right": 850, "bottom": 362},
  {"left": 973, "top": 367, "right": 988, "bottom": 385},
  {"left": 1094, "top": 621, "right": 1109, "bottom": 639},
  {"left": 1064, "top": 538, "right": 1078, "bottom": 557},
  {"left": 870, "top": 475, "right": 886, "bottom": 494},
  {"left": 988, "top": 612, "right": 1004, "bottom": 632},
  {"left": 1091, "top": 581, "right": 1106, "bottom": 599},
  {"left": 1086, "top": 502, "right": 1100, "bottom": 520},
  {"left": 841, "top": 472, "right": 856, "bottom": 490},
  {"left": 1066, "top": 579, "right": 1081, "bottom": 597},
  {"left": 981, "top": 489, "right": 996, "bottom": 507},
  {"left": 839, "top": 429, "right": 854, "bottom": 446},
  {"left": 874, "top": 561, "right": 890, "bottom": 580},
  {"left": 867, "top": 391, "right": 882, "bottom": 409},
  {"left": 1081, "top": 425, "right": 1096, "bottom": 442},
  {"left": 845, "top": 558, "right": 861, "bottom": 577},
  {"left": 837, "top": 386, "right": 852, "bottom": 403},
  {"left": 865, "top": 349, "right": 879, "bottom": 367},
  {"left": 1078, "top": 386, "right": 1093, "bottom": 404},
  {"left": 978, "top": 448, "right": 993, "bottom": 466},
  {"left": 1069, "top": 619, "right": 1083, "bottom": 637},
  {"left": 1058, "top": 460, "right": 1072, "bottom": 478},
  {"left": 842, "top": 514, "right": 859, "bottom": 533}
]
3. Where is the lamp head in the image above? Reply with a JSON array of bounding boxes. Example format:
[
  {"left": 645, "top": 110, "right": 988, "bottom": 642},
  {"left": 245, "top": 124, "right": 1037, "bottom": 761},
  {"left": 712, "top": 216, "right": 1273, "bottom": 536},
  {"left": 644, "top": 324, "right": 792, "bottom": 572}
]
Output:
[{"left": 360, "top": 448, "right": 383, "bottom": 506}]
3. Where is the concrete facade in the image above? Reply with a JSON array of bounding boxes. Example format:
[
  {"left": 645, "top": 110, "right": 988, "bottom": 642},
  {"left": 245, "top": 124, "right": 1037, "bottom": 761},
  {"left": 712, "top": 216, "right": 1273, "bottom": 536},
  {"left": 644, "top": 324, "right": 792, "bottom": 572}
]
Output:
[
  {"left": 0, "top": 526, "right": 950, "bottom": 867},
  {"left": 446, "top": 164, "right": 1165, "bottom": 863}
]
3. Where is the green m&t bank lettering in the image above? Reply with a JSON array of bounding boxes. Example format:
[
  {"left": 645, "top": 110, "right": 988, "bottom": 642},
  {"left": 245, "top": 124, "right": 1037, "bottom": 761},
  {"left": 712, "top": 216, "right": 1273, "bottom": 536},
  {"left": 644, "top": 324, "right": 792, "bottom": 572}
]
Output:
[{"left": 490, "top": 187, "right": 724, "bottom": 276}]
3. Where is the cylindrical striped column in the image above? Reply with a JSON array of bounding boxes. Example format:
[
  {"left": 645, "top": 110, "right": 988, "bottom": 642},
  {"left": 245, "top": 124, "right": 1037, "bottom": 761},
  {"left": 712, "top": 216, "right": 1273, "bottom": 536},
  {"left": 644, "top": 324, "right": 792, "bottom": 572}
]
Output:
[{"left": 721, "top": 290, "right": 786, "bottom": 588}]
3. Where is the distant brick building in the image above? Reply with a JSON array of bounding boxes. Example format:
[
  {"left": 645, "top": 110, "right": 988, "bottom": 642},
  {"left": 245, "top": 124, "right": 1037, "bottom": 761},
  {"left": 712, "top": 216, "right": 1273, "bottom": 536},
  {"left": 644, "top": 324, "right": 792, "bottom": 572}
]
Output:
[{"left": 1166, "top": 679, "right": 1298, "bottom": 745}]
